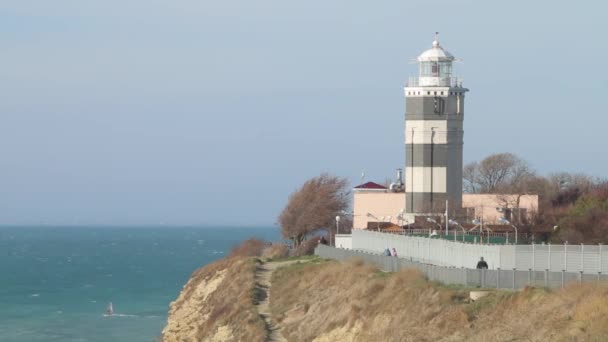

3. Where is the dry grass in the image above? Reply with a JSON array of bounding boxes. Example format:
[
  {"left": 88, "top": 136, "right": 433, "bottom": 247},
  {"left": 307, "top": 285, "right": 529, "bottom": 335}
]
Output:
[
  {"left": 162, "top": 256, "right": 266, "bottom": 342},
  {"left": 262, "top": 243, "right": 289, "bottom": 259},
  {"left": 269, "top": 259, "right": 608, "bottom": 342},
  {"left": 229, "top": 238, "right": 268, "bottom": 258}
]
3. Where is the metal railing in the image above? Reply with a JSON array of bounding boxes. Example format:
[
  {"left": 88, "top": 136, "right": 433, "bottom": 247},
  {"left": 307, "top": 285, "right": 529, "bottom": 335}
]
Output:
[
  {"left": 316, "top": 245, "right": 607, "bottom": 290},
  {"left": 385, "top": 228, "right": 512, "bottom": 244},
  {"left": 406, "top": 76, "right": 464, "bottom": 88}
]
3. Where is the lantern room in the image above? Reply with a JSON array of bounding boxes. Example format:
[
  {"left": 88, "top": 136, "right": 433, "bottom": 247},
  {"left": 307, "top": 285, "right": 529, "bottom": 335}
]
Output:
[{"left": 415, "top": 34, "right": 456, "bottom": 87}]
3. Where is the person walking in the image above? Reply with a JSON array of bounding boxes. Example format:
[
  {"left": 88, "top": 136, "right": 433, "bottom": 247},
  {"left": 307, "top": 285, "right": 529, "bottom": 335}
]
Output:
[{"left": 476, "top": 257, "right": 488, "bottom": 269}]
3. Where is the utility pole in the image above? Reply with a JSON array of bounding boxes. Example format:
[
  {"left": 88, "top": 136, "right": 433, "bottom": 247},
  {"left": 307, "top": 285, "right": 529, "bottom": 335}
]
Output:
[{"left": 445, "top": 199, "right": 449, "bottom": 236}]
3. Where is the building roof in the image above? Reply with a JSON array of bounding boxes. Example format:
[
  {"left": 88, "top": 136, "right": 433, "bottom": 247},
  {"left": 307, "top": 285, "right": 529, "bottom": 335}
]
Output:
[
  {"left": 417, "top": 39, "right": 455, "bottom": 62},
  {"left": 354, "top": 182, "right": 387, "bottom": 190}
]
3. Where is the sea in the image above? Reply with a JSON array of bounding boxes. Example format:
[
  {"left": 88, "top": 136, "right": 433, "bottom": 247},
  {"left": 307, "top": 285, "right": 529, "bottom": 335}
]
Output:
[{"left": 0, "top": 226, "right": 280, "bottom": 342}]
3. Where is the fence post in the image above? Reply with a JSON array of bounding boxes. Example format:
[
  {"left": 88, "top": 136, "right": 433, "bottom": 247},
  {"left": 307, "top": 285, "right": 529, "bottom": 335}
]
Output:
[
  {"left": 463, "top": 267, "right": 467, "bottom": 286},
  {"left": 599, "top": 243, "right": 603, "bottom": 275},
  {"left": 497, "top": 268, "right": 500, "bottom": 288},
  {"left": 481, "top": 268, "right": 485, "bottom": 288},
  {"left": 561, "top": 270, "right": 565, "bottom": 289},
  {"left": 528, "top": 268, "right": 532, "bottom": 286},
  {"left": 544, "top": 269, "right": 549, "bottom": 287},
  {"left": 512, "top": 268, "right": 516, "bottom": 289},
  {"left": 463, "top": 242, "right": 466, "bottom": 268},
  {"left": 579, "top": 271, "right": 583, "bottom": 284},
  {"left": 581, "top": 243, "right": 584, "bottom": 273},
  {"left": 548, "top": 243, "right": 552, "bottom": 272},
  {"left": 427, "top": 239, "right": 431, "bottom": 264},
  {"left": 564, "top": 242, "right": 568, "bottom": 272},
  {"left": 532, "top": 243, "right": 535, "bottom": 272}
]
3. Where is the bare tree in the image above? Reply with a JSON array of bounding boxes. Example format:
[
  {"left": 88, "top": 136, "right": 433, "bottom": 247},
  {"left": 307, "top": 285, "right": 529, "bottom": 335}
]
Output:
[
  {"left": 463, "top": 162, "right": 480, "bottom": 193},
  {"left": 278, "top": 173, "right": 350, "bottom": 247},
  {"left": 463, "top": 153, "right": 534, "bottom": 194}
]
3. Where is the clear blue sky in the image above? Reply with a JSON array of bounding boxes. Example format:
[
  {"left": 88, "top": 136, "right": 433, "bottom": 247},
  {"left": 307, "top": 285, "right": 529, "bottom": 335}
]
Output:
[{"left": 1, "top": 1, "right": 606, "bottom": 226}]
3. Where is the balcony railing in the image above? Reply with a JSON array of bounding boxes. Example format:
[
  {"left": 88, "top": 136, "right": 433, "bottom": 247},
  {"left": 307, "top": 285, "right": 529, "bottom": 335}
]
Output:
[{"left": 406, "top": 76, "right": 464, "bottom": 88}]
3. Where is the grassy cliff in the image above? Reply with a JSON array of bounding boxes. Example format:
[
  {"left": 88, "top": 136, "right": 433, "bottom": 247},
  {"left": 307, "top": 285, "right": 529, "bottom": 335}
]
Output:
[
  {"left": 270, "top": 258, "right": 608, "bottom": 342},
  {"left": 162, "top": 255, "right": 608, "bottom": 341}
]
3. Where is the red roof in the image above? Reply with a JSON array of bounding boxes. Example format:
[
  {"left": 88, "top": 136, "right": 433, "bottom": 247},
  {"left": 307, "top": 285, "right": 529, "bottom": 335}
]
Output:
[{"left": 354, "top": 182, "right": 387, "bottom": 190}]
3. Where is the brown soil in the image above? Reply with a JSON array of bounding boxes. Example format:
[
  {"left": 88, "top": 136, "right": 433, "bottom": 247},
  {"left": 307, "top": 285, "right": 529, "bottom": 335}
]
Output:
[{"left": 255, "top": 260, "right": 304, "bottom": 342}]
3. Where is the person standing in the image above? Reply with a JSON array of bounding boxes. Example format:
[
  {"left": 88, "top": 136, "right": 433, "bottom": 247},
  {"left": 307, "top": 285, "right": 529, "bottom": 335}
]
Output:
[{"left": 476, "top": 257, "right": 488, "bottom": 269}]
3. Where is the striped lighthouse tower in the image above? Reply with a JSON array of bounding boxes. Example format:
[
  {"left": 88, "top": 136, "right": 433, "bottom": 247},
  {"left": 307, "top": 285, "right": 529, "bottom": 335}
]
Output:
[{"left": 404, "top": 34, "right": 468, "bottom": 215}]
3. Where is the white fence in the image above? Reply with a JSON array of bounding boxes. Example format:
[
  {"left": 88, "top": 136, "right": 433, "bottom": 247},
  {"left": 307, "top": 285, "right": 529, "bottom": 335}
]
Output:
[
  {"left": 315, "top": 245, "right": 607, "bottom": 290},
  {"left": 352, "top": 230, "right": 608, "bottom": 274},
  {"left": 335, "top": 234, "right": 352, "bottom": 249}
]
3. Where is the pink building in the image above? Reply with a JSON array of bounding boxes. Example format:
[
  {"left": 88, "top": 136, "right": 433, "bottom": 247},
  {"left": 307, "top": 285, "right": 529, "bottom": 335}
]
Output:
[{"left": 352, "top": 182, "right": 538, "bottom": 230}]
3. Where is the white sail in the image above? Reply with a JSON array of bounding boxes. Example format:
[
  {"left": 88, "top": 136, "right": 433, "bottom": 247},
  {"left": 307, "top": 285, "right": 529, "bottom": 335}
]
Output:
[{"left": 105, "top": 302, "right": 114, "bottom": 315}]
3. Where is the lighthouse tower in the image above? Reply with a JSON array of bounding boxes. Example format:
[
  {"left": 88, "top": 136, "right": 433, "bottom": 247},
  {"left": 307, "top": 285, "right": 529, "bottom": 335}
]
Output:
[{"left": 404, "top": 34, "right": 468, "bottom": 216}]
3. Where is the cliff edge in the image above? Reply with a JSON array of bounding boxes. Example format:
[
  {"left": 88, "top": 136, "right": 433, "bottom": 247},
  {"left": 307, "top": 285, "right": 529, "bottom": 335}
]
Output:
[
  {"left": 163, "top": 255, "right": 608, "bottom": 342},
  {"left": 162, "top": 257, "right": 266, "bottom": 342}
]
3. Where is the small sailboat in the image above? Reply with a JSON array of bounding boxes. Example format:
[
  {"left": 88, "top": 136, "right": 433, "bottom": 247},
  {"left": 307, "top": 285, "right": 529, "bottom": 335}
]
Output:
[{"left": 104, "top": 302, "right": 114, "bottom": 316}]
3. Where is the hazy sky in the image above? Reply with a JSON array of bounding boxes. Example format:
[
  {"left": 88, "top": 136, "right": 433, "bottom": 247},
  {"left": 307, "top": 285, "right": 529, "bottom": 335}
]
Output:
[{"left": 1, "top": 1, "right": 606, "bottom": 226}]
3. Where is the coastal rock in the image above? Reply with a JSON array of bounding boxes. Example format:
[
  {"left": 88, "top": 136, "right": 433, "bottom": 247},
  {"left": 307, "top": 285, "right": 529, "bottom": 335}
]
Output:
[
  {"left": 161, "top": 257, "right": 266, "bottom": 342},
  {"left": 162, "top": 268, "right": 227, "bottom": 341}
]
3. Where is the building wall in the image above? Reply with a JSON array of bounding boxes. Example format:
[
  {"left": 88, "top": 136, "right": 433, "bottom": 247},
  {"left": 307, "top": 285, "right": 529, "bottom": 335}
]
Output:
[
  {"left": 462, "top": 194, "right": 539, "bottom": 223},
  {"left": 353, "top": 191, "right": 538, "bottom": 229},
  {"left": 353, "top": 191, "right": 405, "bottom": 229}
]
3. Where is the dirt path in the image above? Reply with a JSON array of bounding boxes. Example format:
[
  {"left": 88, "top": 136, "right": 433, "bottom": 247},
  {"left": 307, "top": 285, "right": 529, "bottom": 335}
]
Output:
[{"left": 254, "top": 260, "right": 301, "bottom": 342}]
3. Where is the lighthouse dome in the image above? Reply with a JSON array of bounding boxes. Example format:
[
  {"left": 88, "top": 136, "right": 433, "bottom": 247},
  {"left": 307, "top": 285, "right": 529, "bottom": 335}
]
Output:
[{"left": 417, "top": 40, "right": 455, "bottom": 62}]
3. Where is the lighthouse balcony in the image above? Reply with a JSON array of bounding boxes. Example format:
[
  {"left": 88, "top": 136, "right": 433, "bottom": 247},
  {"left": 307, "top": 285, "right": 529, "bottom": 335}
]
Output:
[{"left": 407, "top": 76, "right": 463, "bottom": 88}]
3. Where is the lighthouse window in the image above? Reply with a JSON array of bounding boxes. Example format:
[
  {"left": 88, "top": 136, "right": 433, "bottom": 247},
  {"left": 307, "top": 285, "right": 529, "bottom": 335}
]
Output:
[
  {"left": 431, "top": 62, "right": 439, "bottom": 76},
  {"left": 439, "top": 62, "right": 452, "bottom": 77},
  {"left": 421, "top": 61, "right": 452, "bottom": 78}
]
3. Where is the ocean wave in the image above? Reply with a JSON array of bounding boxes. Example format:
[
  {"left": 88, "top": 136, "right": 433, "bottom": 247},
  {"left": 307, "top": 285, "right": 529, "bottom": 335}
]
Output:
[{"left": 103, "top": 313, "right": 138, "bottom": 318}]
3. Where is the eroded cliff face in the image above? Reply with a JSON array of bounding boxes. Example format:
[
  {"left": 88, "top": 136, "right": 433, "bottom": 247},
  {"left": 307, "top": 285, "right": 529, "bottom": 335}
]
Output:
[{"left": 162, "top": 257, "right": 265, "bottom": 342}]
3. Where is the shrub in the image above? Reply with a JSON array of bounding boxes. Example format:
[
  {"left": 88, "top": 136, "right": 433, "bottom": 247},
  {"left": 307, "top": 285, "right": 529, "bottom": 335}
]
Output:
[
  {"left": 290, "top": 238, "right": 319, "bottom": 257},
  {"left": 229, "top": 238, "right": 268, "bottom": 258}
]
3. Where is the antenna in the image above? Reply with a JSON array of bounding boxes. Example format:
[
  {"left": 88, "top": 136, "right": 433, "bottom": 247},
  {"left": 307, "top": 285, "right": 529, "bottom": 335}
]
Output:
[{"left": 433, "top": 32, "right": 440, "bottom": 47}]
